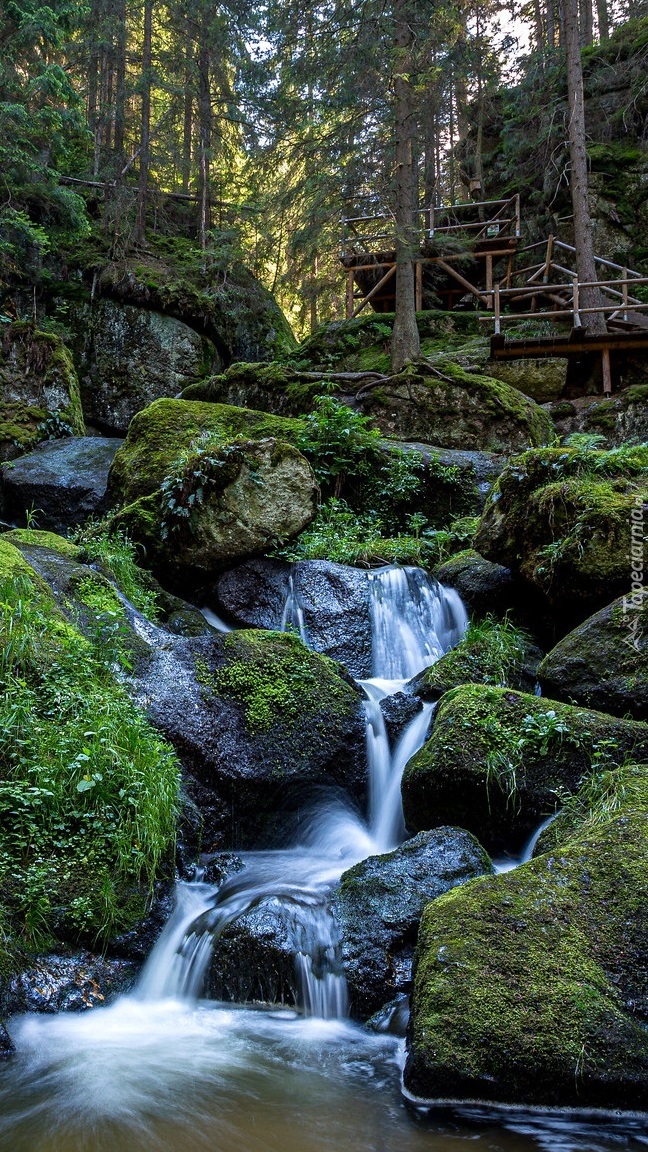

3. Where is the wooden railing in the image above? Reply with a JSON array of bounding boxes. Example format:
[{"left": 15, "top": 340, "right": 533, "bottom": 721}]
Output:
[{"left": 340, "top": 195, "right": 521, "bottom": 255}]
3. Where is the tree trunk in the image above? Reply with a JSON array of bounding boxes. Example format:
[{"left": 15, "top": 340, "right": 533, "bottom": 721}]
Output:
[
  {"left": 197, "top": 15, "right": 212, "bottom": 252},
  {"left": 135, "top": 0, "right": 153, "bottom": 242},
  {"left": 563, "top": 0, "right": 606, "bottom": 332},
  {"left": 182, "top": 36, "right": 193, "bottom": 195},
  {"left": 580, "top": 0, "right": 594, "bottom": 45},
  {"left": 390, "top": 0, "right": 420, "bottom": 372},
  {"left": 113, "top": 0, "right": 127, "bottom": 162},
  {"left": 595, "top": 0, "right": 609, "bottom": 39}
]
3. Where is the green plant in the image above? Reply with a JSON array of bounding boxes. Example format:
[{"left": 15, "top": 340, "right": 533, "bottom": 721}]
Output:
[
  {"left": 295, "top": 397, "right": 382, "bottom": 496},
  {"left": 158, "top": 438, "right": 250, "bottom": 540},
  {"left": 73, "top": 524, "right": 160, "bottom": 621},
  {"left": 0, "top": 573, "right": 179, "bottom": 944}
]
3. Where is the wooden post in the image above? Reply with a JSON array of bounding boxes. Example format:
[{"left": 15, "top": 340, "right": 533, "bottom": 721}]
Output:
[
  {"left": 346, "top": 269, "right": 354, "bottom": 319},
  {"left": 485, "top": 254, "right": 493, "bottom": 310},
  {"left": 494, "top": 283, "right": 501, "bottom": 336},
  {"left": 415, "top": 260, "right": 423, "bottom": 311},
  {"left": 514, "top": 194, "right": 521, "bottom": 238},
  {"left": 543, "top": 235, "right": 554, "bottom": 282},
  {"left": 602, "top": 348, "right": 612, "bottom": 395},
  {"left": 622, "top": 268, "right": 628, "bottom": 322},
  {"left": 572, "top": 276, "right": 582, "bottom": 328},
  {"left": 352, "top": 263, "right": 397, "bottom": 319}
]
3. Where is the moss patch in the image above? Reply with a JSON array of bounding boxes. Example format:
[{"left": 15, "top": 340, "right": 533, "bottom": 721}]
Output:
[
  {"left": 405, "top": 772, "right": 648, "bottom": 1109},
  {"left": 402, "top": 683, "right": 648, "bottom": 850},
  {"left": 412, "top": 616, "right": 541, "bottom": 698}
]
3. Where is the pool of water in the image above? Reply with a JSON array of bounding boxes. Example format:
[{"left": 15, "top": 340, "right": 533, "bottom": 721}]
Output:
[{"left": 0, "top": 999, "right": 646, "bottom": 1152}]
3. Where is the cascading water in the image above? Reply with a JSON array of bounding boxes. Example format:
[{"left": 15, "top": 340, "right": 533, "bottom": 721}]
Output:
[{"left": 140, "top": 564, "right": 468, "bottom": 1019}]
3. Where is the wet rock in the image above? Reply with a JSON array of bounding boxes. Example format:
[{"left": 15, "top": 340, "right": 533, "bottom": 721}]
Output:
[
  {"left": 402, "top": 685, "right": 648, "bottom": 853},
  {"left": 73, "top": 299, "right": 219, "bottom": 435},
  {"left": 432, "top": 549, "right": 517, "bottom": 619},
  {"left": 205, "top": 904, "right": 298, "bottom": 1007},
  {"left": 0, "top": 323, "right": 84, "bottom": 461},
  {"left": 332, "top": 828, "right": 493, "bottom": 1019},
  {"left": 379, "top": 692, "right": 423, "bottom": 744},
  {"left": 0, "top": 1025, "right": 14, "bottom": 1059},
  {"left": 2, "top": 953, "right": 137, "bottom": 1014},
  {"left": 1, "top": 436, "right": 123, "bottom": 533},
  {"left": 474, "top": 446, "right": 648, "bottom": 630},
  {"left": 405, "top": 769, "right": 648, "bottom": 1110},
  {"left": 214, "top": 558, "right": 373, "bottom": 677},
  {"left": 538, "top": 595, "right": 648, "bottom": 721},
  {"left": 108, "top": 884, "right": 175, "bottom": 961},
  {"left": 133, "top": 628, "right": 367, "bottom": 849},
  {"left": 547, "top": 384, "right": 648, "bottom": 448}
]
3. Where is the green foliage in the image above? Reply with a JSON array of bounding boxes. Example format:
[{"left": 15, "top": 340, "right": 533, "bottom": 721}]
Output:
[
  {"left": 73, "top": 523, "right": 160, "bottom": 621},
  {"left": 276, "top": 497, "right": 474, "bottom": 568},
  {"left": 0, "top": 569, "right": 179, "bottom": 945},
  {"left": 421, "top": 614, "right": 534, "bottom": 694},
  {"left": 158, "top": 438, "right": 248, "bottom": 541},
  {"left": 295, "top": 397, "right": 383, "bottom": 493}
]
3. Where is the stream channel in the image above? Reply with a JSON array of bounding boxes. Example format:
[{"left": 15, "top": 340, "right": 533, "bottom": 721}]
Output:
[{"left": 0, "top": 567, "right": 646, "bottom": 1152}]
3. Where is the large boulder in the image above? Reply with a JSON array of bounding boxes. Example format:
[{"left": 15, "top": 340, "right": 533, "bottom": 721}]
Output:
[
  {"left": 213, "top": 558, "right": 373, "bottom": 677},
  {"left": 401, "top": 684, "right": 648, "bottom": 852},
  {"left": 538, "top": 595, "right": 648, "bottom": 721},
  {"left": 354, "top": 362, "right": 553, "bottom": 452},
  {"left": 108, "top": 399, "right": 317, "bottom": 582},
  {"left": 432, "top": 549, "right": 517, "bottom": 619},
  {"left": 1, "top": 436, "right": 122, "bottom": 534},
  {"left": 2, "top": 952, "right": 137, "bottom": 1014},
  {"left": 73, "top": 299, "right": 219, "bottom": 435},
  {"left": 474, "top": 446, "right": 648, "bottom": 628},
  {"left": 332, "top": 828, "right": 493, "bottom": 1019},
  {"left": 405, "top": 771, "right": 648, "bottom": 1110},
  {"left": 547, "top": 384, "right": 648, "bottom": 448},
  {"left": 0, "top": 324, "right": 84, "bottom": 461},
  {"left": 134, "top": 628, "right": 367, "bottom": 849}
]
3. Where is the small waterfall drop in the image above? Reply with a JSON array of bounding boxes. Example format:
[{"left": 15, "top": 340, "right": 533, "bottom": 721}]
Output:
[{"left": 139, "top": 564, "right": 468, "bottom": 1020}]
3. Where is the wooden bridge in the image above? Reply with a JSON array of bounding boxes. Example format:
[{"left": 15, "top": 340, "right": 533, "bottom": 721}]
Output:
[{"left": 340, "top": 200, "right": 648, "bottom": 394}]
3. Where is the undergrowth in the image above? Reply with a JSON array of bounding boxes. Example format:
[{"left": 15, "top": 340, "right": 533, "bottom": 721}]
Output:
[
  {"left": 0, "top": 573, "right": 179, "bottom": 948},
  {"left": 73, "top": 523, "right": 160, "bottom": 621}
]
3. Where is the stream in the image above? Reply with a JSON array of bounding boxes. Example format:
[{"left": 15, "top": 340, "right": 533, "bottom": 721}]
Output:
[{"left": 0, "top": 566, "right": 646, "bottom": 1152}]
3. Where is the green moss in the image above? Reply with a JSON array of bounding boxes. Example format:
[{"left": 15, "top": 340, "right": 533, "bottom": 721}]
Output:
[
  {"left": 203, "top": 630, "right": 356, "bottom": 737},
  {"left": 402, "top": 684, "right": 648, "bottom": 850},
  {"left": 108, "top": 398, "right": 307, "bottom": 505},
  {"left": 406, "top": 773, "right": 648, "bottom": 1108},
  {"left": 414, "top": 616, "right": 538, "bottom": 697},
  {"left": 2, "top": 529, "right": 82, "bottom": 559},
  {"left": 474, "top": 446, "right": 648, "bottom": 611}
]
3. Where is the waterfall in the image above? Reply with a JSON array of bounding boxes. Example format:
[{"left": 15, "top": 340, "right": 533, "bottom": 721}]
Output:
[{"left": 138, "top": 564, "right": 467, "bottom": 1020}]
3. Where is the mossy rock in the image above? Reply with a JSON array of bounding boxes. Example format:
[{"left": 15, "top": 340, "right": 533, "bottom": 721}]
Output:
[
  {"left": 180, "top": 361, "right": 327, "bottom": 417},
  {"left": 113, "top": 436, "right": 317, "bottom": 584},
  {"left": 409, "top": 618, "right": 543, "bottom": 700},
  {"left": 549, "top": 384, "right": 648, "bottom": 447},
  {"left": 108, "top": 397, "right": 306, "bottom": 505},
  {"left": 139, "top": 628, "right": 367, "bottom": 847},
  {"left": 0, "top": 324, "right": 84, "bottom": 460},
  {"left": 538, "top": 594, "right": 648, "bottom": 720},
  {"left": 289, "top": 312, "right": 484, "bottom": 372},
  {"left": 405, "top": 768, "right": 648, "bottom": 1110},
  {"left": 432, "top": 549, "right": 518, "bottom": 619},
  {"left": 474, "top": 446, "right": 648, "bottom": 626},
  {"left": 1, "top": 529, "right": 82, "bottom": 560},
  {"left": 354, "top": 361, "right": 553, "bottom": 452},
  {"left": 401, "top": 684, "right": 648, "bottom": 851},
  {"left": 488, "top": 358, "right": 566, "bottom": 403}
]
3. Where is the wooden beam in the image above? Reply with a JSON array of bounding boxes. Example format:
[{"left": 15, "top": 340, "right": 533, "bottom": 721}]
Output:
[
  {"left": 435, "top": 259, "right": 489, "bottom": 305},
  {"left": 351, "top": 263, "right": 397, "bottom": 318},
  {"left": 415, "top": 261, "right": 423, "bottom": 311},
  {"left": 346, "top": 270, "right": 355, "bottom": 319}
]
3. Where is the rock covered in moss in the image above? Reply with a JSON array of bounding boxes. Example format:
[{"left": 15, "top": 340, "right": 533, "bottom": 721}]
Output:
[
  {"left": 401, "top": 684, "right": 648, "bottom": 851},
  {"left": 538, "top": 594, "right": 648, "bottom": 720},
  {"left": 474, "top": 446, "right": 648, "bottom": 625},
  {"left": 488, "top": 358, "right": 567, "bottom": 403},
  {"left": 548, "top": 385, "right": 648, "bottom": 447},
  {"left": 0, "top": 323, "right": 84, "bottom": 460},
  {"left": 409, "top": 618, "right": 543, "bottom": 700},
  {"left": 332, "top": 828, "right": 493, "bottom": 1019},
  {"left": 405, "top": 773, "right": 648, "bottom": 1110},
  {"left": 108, "top": 398, "right": 306, "bottom": 505},
  {"left": 72, "top": 299, "right": 219, "bottom": 435},
  {"left": 134, "top": 628, "right": 367, "bottom": 847},
  {"left": 431, "top": 550, "right": 517, "bottom": 618},
  {"left": 1, "top": 436, "right": 123, "bottom": 534},
  {"left": 354, "top": 361, "right": 553, "bottom": 452}
]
